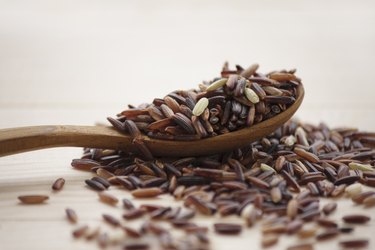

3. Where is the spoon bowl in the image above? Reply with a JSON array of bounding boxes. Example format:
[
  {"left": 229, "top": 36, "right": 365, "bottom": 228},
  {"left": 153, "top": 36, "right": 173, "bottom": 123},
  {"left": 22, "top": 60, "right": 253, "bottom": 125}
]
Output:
[{"left": 0, "top": 84, "right": 304, "bottom": 157}]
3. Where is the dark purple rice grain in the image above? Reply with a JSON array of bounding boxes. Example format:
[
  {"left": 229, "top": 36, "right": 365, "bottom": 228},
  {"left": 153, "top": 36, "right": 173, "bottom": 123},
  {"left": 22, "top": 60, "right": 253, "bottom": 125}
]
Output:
[
  {"left": 316, "top": 228, "right": 340, "bottom": 241},
  {"left": 132, "top": 138, "right": 154, "bottom": 161},
  {"left": 149, "top": 162, "right": 167, "bottom": 178},
  {"left": 179, "top": 105, "right": 193, "bottom": 119},
  {"left": 298, "top": 209, "right": 320, "bottom": 221},
  {"left": 124, "top": 120, "right": 142, "bottom": 138},
  {"left": 222, "top": 181, "right": 247, "bottom": 190},
  {"left": 339, "top": 239, "right": 369, "bottom": 249},
  {"left": 352, "top": 191, "right": 375, "bottom": 204},
  {"left": 131, "top": 187, "right": 163, "bottom": 198},
  {"left": 177, "top": 176, "right": 211, "bottom": 186},
  {"left": 241, "top": 63, "right": 259, "bottom": 78},
  {"left": 286, "top": 243, "right": 313, "bottom": 250},
  {"left": 247, "top": 176, "right": 270, "bottom": 189},
  {"left": 65, "top": 208, "right": 78, "bottom": 223},
  {"left": 264, "top": 96, "right": 295, "bottom": 104},
  {"left": 331, "top": 184, "right": 347, "bottom": 197},
  {"left": 214, "top": 223, "right": 242, "bottom": 235},
  {"left": 334, "top": 175, "right": 360, "bottom": 186},
  {"left": 317, "top": 218, "right": 338, "bottom": 228},
  {"left": 71, "top": 158, "right": 100, "bottom": 171},
  {"left": 218, "top": 203, "right": 240, "bottom": 216},
  {"left": 164, "top": 96, "right": 181, "bottom": 113},
  {"left": 85, "top": 179, "right": 106, "bottom": 191},
  {"left": 307, "top": 182, "right": 320, "bottom": 196},
  {"left": 221, "top": 101, "right": 231, "bottom": 125},
  {"left": 286, "top": 219, "right": 303, "bottom": 234},
  {"left": 134, "top": 115, "right": 154, "bottom": 123},
  {"left": 122, "top": 198, "right": 135, "bottom": 210},
  {"left": 342, "top": 214, "right": 370, "bottom": 224},
  {"left": 72, "top": 225, "right": 88, "bottom": 238},
  {"left": 116, "top": 177, "right": 135, "bottom": 190},
  {"left": 98, "top": 192, "right": 119, "bottom": 206},
  {"left": 261, "top": 234, "right": 279, "bottom": 248},
  {"left": 160, "top": 104, "right": 174, "bottom": 118},
  {"left": 225, "top": 74, "right": 237, "bottom": 89},
  {"left": 96, "top": 167, "right": 115, "bottom": 179},
  {"left": 85, "top": 227, "right": 100, "bottom": 241},
  {"left": 136, "top": 162, "right": 155, "bottom": 176},
  {"left": 164, "top": 163, "right": 182, "bottom": 177},
  {"left": 142, "top": 177, "right": 166, "bottom": 188},
  {"left": 147, "top": 106, "right": 165, "bottom": 121},
  {"left": 140, "top": 204, "right": 163, "bottom": 213},
  {"left": 52, "top": 178, "right": 65, "bottom": 191},
  {"left": 107, "top": 117, "right": 126, "bottom": 132},
  {"left": 91, "top": 176, "right": 111, "bottom": 189},
  {"left": 123, "top": 208, "right": 146, "bottom": 220},
  {"left": 186, "top": 195, "right": 215, "bottom": 215},
  {"left": 102, "top": 214, "right": 120, "bottom": 227},
  {"left": 147, "top": 118, "right": 173, "bottom": 131},
  {"left": 322, "top": 202, "right": 337, "bottom": 215},
  {"left": 128, "top": 175, "right": 143, "bottom": 188},
  {"left": 149, "top": 206, "right": 172, "bottom": 220},
  {"left": 171, "top": 113, "right": 195, "bottom": 134},
  {"left": 340, "top": 227, "right": 354, "bottom": 233},
  {"left": 122, "top": 226, "right": 142, "bottom": 238}
]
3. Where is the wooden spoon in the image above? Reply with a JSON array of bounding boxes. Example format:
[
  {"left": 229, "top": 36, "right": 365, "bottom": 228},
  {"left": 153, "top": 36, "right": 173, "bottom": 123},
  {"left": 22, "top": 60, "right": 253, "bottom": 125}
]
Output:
[{"left": 0, "top": 85, "right": 304, "bottom": 157}]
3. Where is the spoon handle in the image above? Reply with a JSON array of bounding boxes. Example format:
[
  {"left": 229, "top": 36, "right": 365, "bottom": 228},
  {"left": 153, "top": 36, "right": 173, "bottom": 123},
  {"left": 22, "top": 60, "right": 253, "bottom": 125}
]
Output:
[{"left": 0, "top": 125, "right": 132, "bottom": 157}]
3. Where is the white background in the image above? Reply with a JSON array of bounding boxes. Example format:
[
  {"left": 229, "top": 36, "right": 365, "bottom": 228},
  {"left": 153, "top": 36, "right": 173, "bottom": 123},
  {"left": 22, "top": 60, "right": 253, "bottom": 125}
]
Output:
[{"left": 0, "top": 0, "right": 374, "bottom": 130}]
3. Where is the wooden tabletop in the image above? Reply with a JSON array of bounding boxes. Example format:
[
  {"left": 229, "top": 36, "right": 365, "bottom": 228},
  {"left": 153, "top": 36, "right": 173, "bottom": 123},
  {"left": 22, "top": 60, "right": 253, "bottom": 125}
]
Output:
[{"left": 1, "top": 0, "right": 375, "bottom": 249}]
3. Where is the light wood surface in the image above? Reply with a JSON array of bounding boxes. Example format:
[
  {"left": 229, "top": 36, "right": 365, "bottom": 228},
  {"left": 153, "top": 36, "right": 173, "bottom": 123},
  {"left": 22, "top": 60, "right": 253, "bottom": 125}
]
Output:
[{"left": 1, "top": 0, "right": 375, "bottom": 250}]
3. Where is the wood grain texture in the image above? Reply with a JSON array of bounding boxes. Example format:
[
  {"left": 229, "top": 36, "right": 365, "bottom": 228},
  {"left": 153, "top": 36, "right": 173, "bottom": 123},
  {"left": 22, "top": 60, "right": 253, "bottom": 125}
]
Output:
[{"left": 0, "top": 125, "right": 133, "bottom": 156}]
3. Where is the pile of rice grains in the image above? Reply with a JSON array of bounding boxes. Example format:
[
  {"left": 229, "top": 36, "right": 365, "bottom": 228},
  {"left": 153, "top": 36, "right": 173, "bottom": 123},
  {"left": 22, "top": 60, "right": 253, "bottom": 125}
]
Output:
[{"left": 19, "top": 63, "right": 374, "bottom": 250}]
